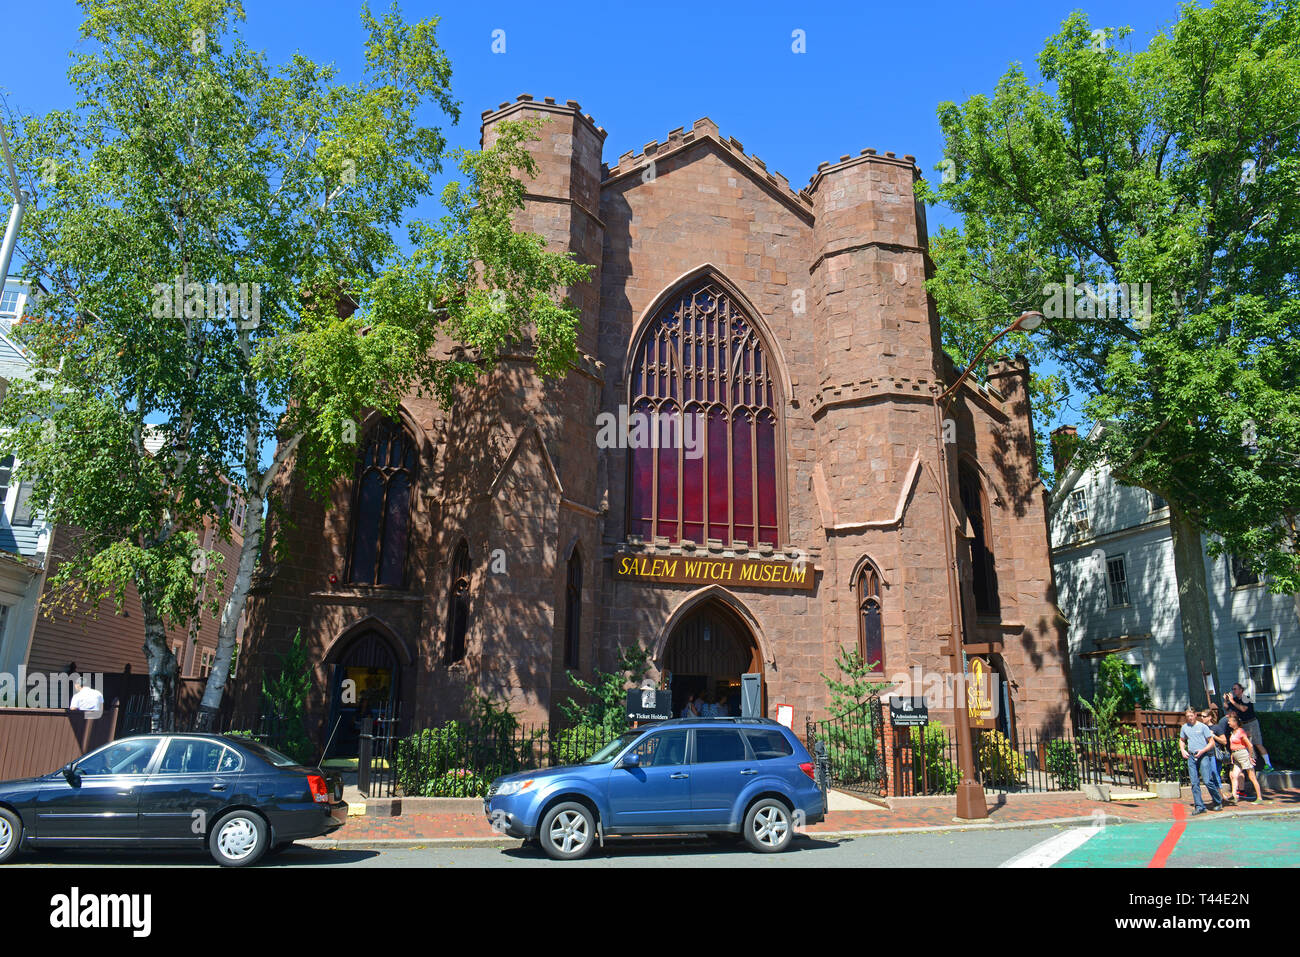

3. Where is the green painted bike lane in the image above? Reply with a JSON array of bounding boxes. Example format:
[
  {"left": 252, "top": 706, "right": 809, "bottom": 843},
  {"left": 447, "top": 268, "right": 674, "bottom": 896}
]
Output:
[{"left": 1055, "top": 811, "right": 1300, "bottom": 867}]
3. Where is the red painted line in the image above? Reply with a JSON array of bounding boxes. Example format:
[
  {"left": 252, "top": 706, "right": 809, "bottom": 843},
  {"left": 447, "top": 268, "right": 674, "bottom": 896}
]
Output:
[{"left": 1147, "top": 802, "right": 1187, "bottom": 868}]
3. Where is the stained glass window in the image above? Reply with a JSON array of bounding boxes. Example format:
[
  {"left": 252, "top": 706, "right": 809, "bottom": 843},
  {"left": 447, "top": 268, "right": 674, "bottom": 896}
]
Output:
[
  {"left": 628, "top": 282, "right": 780, "bottom": 546},
  {"left": 857, "top": 564, "right": 883, "bottom": 673},
  {"left": 347, "top": 420, "right": 417, "bottom": 587}
]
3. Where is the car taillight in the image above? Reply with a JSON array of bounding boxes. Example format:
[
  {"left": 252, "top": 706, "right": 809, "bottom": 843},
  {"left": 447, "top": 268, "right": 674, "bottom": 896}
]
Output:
[
  {"left": 308, "top": 774, "right": 330, "bottom": 803},
  {"left": 799, "top": 762, "right": 816, "bottom": 781}
]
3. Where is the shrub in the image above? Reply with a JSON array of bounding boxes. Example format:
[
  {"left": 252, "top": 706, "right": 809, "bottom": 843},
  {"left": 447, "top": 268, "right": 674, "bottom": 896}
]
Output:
[
  {"left": 915, "top": 723, "right": 960, "bottom": 793},
  {"left": 420, "top": 768, "right": 492, "bottom": 798},
  {"left": 1257, "top": 712, "right": 1300, "bottom": 770},
  {"left": 395, "top": 722, "right": 468, "bottom": 796},
  {"left": 259, "top": 629, "right": 314, "bottom": 763},
  {"left": 550, "top": 725, "right": 614, "bottom": 766},
  {"left": 976, "top": 730, "right": 1026, "bottom": 786},
  {"left": 1045, "top": 738, "right": 1080, "bottom": 789},
  {"left": 1096, "top": 654, "right": 1153, "bottom": 712}
]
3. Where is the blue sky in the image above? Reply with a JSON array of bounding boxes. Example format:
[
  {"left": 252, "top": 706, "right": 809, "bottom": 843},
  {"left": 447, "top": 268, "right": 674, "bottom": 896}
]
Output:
[{"left": 2, "top": 0, "right": 1195, "bottom": 439}]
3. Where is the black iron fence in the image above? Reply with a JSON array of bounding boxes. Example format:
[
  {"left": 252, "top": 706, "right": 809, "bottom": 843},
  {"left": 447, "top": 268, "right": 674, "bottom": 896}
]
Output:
[
  {"left": 365, "top": 723, "right": 622, "bottom": 799},
  {"left": 805, "top": 696, "right": 887, "bottom": 797}
]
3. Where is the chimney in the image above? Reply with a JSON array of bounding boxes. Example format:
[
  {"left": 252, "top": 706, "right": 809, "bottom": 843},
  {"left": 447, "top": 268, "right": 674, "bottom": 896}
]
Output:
[{"left": 1050, "top": 425, "right": 1080, "bottom": 478}]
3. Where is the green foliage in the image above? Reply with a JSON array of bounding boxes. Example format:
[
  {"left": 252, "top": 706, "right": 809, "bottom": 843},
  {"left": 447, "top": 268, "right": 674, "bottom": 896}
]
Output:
[
  {"left": 1096, "top": 654, "right": 1153, "bottom": 713},
  {"left": 1078, "top": 687, "right": 1123, "bottom": 744},
  {"left": 549, "top": 725, "right": 616, "bottom": 766},
  {"left": 1045, "top": 738, "right": 1081, "bottom": 789},
  {"left": 393, "top": 690, "right": 525, "bottom": 796},
  {"left": 919, "top": 0, "right": 1300, "bottom": 615},
  {"left": 395, "top": 722, "right": 467, "bottom": 796},
  {"left": 1, "top": 0, "right": 593, "bottom": 718},
  {"left": 558, "top": 645, "right": 652, "bottom": 737},
  {"left": 976, "top": 730, "right": 1026, "bottom": 786},
  {"left": 821, "top": 646, "right": 892, "bottom": 720},
  {"left": 913, "top": 723, "right": 961, "bottom": 793},
  {"left": 259, "top": 629, "right": 314, "bottom": 763},
  {"left": 1255, "top": 711, "right": 1299, "bottom": 769}
]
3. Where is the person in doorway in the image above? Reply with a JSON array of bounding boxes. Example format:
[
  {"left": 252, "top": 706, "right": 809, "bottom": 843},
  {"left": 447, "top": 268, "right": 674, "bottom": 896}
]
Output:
[
  {"left": 680, "top": 694, "right": 700, "bottom": 719},
  {"left": 1178, "top": 707, "right": 1222, "bottom": 814},
  {"left": 714, "top": 693, "right": 730, "bottom": 718},
  {"left": 1223, "top": 681, "right": 1275, "bottom": 773},
  {"left": 1225, "top": 711, "right": 1267, "bottom": 803},
  {"left": 699, "top": 693, "right": 717, "bottom": 718}
]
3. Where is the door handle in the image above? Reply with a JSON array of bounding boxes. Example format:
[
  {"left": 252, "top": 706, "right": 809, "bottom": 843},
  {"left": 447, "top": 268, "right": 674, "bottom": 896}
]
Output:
[
  {"left": 740, "top": 769, "right": 757, "bottom": 775},
  {"left": 669, "top": 773, "right": 689, "bottom": 779},
  {"left": 116, "top": 790, "right": 133, "bottom": 796},
  {"left": 211, "top": 784, "right": 227, "bottom": 792}
]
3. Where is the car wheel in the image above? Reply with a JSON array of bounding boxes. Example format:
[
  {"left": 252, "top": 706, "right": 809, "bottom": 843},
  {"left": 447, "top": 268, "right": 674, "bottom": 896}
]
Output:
[
  {"left": 539, "top": 802, "right": 596, "bottom": 861},
  {"left": 744, "top": 798, "right": 793, "bottom": 853},
  {"left": 208, "top": 811, "right": 269, "bottom": 867},
  {"left": 0, "top": 808, "right": 22, "bottom": 864}
]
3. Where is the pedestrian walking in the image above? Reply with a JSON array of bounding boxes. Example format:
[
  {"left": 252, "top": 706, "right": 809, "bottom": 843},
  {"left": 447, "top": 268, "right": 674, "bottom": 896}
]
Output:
[
  {"left": 1179, "top": 707, "right": 1223, "bottom": 814},
  {"left": 1225, "top": 711, "right": 1268, "bottom": 803}
]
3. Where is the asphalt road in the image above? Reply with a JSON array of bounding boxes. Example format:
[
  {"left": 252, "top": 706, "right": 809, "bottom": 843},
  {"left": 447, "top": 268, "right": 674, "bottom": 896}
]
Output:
[{"left": 6, "top": 812, "right": 1298, "bottom": 868}]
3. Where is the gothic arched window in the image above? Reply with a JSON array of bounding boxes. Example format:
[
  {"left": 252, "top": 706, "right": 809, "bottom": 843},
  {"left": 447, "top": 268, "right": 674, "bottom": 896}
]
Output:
[
  {"left": 564, "top": 547, "right": 582, "bottom": 669},
  {"left": 347, "top": 419, "right": 417, "bottom": 587},
  {"left": 628, "top": 281, "right": 781, "bottom": 546},
  {"left": 857, "top": 563, "right": 884, "bottom": 673},
  {"left": 446, "top": 540, "right": 471, "bottom": 664},
  {"left": 959, "top": 465, "right": 1000, "bottom": 617}
]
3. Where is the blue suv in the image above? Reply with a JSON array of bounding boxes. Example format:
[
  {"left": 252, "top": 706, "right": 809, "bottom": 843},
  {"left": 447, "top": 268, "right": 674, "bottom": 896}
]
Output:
[{"left": 483, "top": 718, "right": 825, "bottom": 860}]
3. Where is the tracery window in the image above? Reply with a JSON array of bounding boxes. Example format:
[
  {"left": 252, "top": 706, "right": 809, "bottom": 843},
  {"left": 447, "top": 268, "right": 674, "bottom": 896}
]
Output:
[
  {"left": 857, "top": 564, "right": 884, "bottom": 673},
  {"left": 347, "top": 420, "right": 417, "bottom": 587},
  {"left": 563, "top": 548, "right": 582, "bottom": 669},
  {"left": 446, "top": 540, "right": 471, "bottom": 664},
  {"left": 628, "top": 281, "right": 780, "bottom": 546}
]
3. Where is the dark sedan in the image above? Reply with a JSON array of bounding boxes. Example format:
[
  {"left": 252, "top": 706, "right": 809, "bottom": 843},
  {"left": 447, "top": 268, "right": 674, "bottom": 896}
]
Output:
[{"left": 0, "top": 733, "right": 348, "bottom": 866}]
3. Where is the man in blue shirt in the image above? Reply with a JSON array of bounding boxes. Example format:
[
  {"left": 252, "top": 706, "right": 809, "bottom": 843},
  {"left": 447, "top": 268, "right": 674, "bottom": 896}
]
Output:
[{"left": 1179, "top": 707, "right": 1223, "bottom": 814}]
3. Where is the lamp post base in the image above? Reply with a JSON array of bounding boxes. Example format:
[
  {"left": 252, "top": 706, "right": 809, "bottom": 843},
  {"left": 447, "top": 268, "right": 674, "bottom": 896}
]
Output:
[{"left": 955, "top": 781, "right": 988, "bottom": 821}]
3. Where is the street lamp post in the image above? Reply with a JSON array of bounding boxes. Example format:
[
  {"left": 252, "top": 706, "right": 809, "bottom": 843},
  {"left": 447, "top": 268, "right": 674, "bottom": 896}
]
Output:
[
  {"left": 933, "top": 310, "right": 1043, "bottom": 821},
  {"left": 0, "top": 121, "right": 27, "bottom": 291}
]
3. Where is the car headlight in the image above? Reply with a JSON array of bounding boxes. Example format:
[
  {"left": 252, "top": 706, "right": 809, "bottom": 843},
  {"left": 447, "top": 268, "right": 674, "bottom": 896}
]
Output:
[{"left": 494, "top": 779, "right": 536, "bottom": 798}]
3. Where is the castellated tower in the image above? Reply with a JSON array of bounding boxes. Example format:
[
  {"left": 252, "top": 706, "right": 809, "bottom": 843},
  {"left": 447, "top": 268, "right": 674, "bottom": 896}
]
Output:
[
  {"left": 806, "top": 152, "right": 955, "bottom": 691},
  {"left": 447, "top": 97, "right": 607, "bottom": 722}
]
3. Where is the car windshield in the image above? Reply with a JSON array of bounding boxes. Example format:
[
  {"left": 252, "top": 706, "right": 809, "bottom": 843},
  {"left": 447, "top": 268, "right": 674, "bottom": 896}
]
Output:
[
  {"left": 582, "top": 730, "right": 644, "bottom": 765},
  {"left": 226, "top": 736, "right": 302, "bottom": 768}
]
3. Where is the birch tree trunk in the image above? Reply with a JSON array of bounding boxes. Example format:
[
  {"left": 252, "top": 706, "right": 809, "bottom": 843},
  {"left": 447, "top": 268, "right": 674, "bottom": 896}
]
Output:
[
  {"left": 194, "top": 490, "right": 264, "bottom": 729},
  {"left": 140, "top": 593, "right": 178, "bottom": 731}
]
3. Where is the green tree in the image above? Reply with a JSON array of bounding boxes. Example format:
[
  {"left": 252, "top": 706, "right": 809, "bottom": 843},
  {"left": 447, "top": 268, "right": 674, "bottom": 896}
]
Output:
[
  {"left": 1095, "top": 653, "right": 1153, "bottom": 713},
  {"left": 259, "top": 628, "right": 313, "bottom": 762},
  {"left": 919, "top": 0, "right": 1300, "bottom": 702},
  {"left": 558, "top": 645, "right": 652, "bottom": 736},
  {"left": 1, "top": 0, "right": 591, "bottom": 724},
  {"left": 821, "top": 645, "right": 891, "bottom": 719}
]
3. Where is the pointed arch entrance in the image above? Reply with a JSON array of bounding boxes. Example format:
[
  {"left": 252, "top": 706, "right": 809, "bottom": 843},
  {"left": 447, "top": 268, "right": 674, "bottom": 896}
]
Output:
[
  {"left": 325, "top": 628, "right": 404, "bottom": 759},
  {"left": 661, "top": 599, "right": 764, "bottom": 718}
]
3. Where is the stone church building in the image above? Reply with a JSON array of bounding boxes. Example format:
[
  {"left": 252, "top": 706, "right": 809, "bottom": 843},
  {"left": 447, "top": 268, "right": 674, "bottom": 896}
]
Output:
[{"left": 234, "top": 94, "right": 1074, "bottom": 752}]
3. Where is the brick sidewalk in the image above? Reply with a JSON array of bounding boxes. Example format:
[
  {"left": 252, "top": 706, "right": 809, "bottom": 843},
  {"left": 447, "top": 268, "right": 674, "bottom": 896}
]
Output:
[{"left": 314, "top": 788, "right": 1300, "bottom": 845}]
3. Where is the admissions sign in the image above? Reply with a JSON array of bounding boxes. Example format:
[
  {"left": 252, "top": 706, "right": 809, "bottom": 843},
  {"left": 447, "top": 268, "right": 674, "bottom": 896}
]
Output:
[{"left": 614, "top": 554, "right": 814, "bottom": 591}]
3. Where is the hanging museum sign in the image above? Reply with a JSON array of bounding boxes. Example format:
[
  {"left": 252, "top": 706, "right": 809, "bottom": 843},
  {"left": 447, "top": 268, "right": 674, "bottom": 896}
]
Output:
[{"left": 614, "top": 554, "right": 814, "bottom": 591}]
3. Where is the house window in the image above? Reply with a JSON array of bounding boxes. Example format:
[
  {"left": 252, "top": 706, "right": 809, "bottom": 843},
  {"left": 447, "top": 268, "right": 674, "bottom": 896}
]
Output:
[
  {"left": 1106, "top": 555, "right": 1130, "bottom": 607},
  {"left": 1239, "top": 630, "right": 1277, "bottom": 694},
  {"left": 445, "top": 540, "right": 471, "bottom": 664},
  {"left": 1230, "top": 555, "right": 1260, "bottom": 588},
  {"left": 1149, "top": 491, "right": 1167, "bottom": 511},
  {"left": 563, "top": 548, "right": 582, "bottom": 669},
  {"left": 0, "top": 455, "right": 12, "bottom": 507},
  {"left": 0, "top": 290, "right": 20, "bottom": 317},
  {"left": 1069, "top": 488, "right": 1088, "bottom": 517},
  {"left": 11, "top": 479, "right": 34, "bottom": 526},
  {"left": 627, "top": 281, "right": 781, "bottom": 546},
  {"left": 959, "top": 466, "right": 999, "bottom": 617},
  {"left": 856, "top": 563, "right": 884, "bottom": 673},
  {"left": 199, "top": 650, "right": 214, "bottom": 678},
  {"left": 346, "top": 419, "right": 417, "bottom": 587}
]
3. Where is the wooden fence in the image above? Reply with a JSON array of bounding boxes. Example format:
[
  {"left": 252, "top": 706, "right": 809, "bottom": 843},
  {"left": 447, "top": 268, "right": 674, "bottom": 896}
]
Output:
[{"left": 0, "top": 700, "right": 122, "bottom": 780}]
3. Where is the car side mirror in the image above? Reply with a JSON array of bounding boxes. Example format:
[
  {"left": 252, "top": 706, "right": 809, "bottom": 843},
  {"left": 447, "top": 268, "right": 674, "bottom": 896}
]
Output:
[
  {"left": 62, "top": 764, "right": 80, "bottom": 785},
  {"left": 619, "top": 751, "right": 640, "bottom": 769}
]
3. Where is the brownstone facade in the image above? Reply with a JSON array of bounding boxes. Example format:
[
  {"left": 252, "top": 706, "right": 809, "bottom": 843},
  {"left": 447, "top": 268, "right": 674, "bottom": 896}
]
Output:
[{"left": 235, "top": 95, "right": 1074, "bottom": 748}]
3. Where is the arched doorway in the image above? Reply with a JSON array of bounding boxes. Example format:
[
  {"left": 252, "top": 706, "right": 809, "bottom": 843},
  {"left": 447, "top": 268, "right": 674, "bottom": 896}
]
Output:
[
  {"left": 325, "top": 630, "right": 402, "bottom": 759},
  {"left": 662, "top": 600, "right": 763, "bottom": 718}
]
